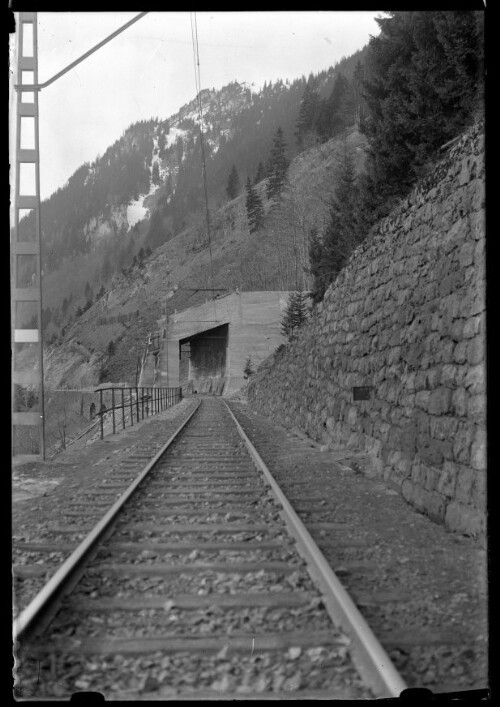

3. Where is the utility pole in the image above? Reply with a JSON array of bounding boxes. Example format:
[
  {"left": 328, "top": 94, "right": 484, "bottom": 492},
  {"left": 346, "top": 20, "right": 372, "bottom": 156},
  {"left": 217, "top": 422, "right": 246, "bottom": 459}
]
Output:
[
  {"left": 11, "top": 12, "right": 147, "bottom": 461},
  {"left": 12, "top": 14, "right": 45, "bottom": 459}
]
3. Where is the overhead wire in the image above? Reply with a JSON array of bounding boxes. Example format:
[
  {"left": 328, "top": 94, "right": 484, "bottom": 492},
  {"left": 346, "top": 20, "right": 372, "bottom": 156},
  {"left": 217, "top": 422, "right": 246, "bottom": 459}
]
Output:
[
  {"left": 189, "top": 13, "right": 215, "bottom": 308},
  {"left": 190, "top": 11, "right": 218, "bottom": 375}
]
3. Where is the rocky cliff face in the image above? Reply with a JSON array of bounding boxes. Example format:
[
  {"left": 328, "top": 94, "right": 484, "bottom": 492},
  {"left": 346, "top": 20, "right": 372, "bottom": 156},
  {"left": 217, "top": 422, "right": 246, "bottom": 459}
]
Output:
[{"left": 248, "top": 120, "right": 486, "bottom": 539}]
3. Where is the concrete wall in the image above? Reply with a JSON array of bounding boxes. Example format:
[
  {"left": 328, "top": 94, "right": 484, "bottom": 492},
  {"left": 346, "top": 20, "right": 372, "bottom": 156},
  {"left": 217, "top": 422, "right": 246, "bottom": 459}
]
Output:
[
  {"left": 157, "top": 291, "right": 291, "bottom": 395},
  {"left": 248, "top": 121, "right": 486, "bottom": 539}
]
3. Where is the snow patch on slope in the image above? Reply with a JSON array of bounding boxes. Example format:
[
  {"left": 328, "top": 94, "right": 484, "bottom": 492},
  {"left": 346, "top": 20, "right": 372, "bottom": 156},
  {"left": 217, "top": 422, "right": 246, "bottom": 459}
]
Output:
[
  {"left": 127, "top": 180, "right": 156, "bottom": 229},
  {"left": 165, "top": 126, "right": 187, "bottom": 149}
]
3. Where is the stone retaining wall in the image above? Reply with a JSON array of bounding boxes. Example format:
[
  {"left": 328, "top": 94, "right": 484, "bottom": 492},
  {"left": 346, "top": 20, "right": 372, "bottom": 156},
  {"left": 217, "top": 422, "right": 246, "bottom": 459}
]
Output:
[{"left": 248, "top": 120, "right": 486, "bottom": 539}]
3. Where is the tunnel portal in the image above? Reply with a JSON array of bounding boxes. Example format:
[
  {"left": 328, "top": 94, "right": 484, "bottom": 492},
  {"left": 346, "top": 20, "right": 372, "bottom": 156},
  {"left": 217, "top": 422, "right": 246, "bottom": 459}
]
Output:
[{"left": 179, "top": 323, "right": 229, "bottom": 395}]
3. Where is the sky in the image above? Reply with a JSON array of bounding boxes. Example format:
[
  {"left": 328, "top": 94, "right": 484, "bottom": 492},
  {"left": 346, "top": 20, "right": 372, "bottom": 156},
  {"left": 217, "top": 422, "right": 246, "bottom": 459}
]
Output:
[{"left": 10, "top": 11, "right": 383, "bottom": 200}]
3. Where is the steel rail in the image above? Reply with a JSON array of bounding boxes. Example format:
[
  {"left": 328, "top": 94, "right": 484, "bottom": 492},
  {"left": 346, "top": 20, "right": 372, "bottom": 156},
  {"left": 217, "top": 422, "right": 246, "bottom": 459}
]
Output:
[
  {"left": 223, "top": 401, "right": 408, "bottom": 699},
  {"left": 13, "top": 398, "right": 201, "bottom": 644}
]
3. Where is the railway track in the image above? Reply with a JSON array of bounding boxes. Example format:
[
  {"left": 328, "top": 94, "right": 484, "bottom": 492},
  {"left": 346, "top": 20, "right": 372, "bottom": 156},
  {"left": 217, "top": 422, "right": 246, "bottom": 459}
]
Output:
[{"left": 14, "top": 397, "right": 406, "bottom": 700}]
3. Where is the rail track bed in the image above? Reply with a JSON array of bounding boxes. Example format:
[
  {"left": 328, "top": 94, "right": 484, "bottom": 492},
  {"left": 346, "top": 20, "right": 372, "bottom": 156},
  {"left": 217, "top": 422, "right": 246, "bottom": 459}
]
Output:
[
  {"left": 226, "top": 401, "right": 488, "bottom": 695},
  {"left": 13, "top": 400, "right": 197, "bottom": 615},
  {"left": 14, "top": 398, "right": 404, "bottom": 700}
]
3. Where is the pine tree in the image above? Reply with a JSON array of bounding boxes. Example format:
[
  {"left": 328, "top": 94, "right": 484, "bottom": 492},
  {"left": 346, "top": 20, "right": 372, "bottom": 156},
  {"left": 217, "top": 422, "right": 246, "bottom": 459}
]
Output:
[
  {"left": 316, "top": 73, "right": 352, "bottom": 141},
  {"left": 243, "top": 356, "right": 254, "bottom": 378},
  {"left": 266, "top": 127, "right": 289, "bottom": 201},
  {"left": 245, "top": 178, "right": 265, "bottom": 233},
  {"left": 295, "top": 76, "right": 320, "bottom": 148},
  {"left": 308, "top": 144, "right": 362, "bottom": 301},
  {"left": 362, "top": 11, "right": 484, "bottom": 194},
  {"left": 352, "top": 60, "right": 366, "bottom": 128},
  {"left": 254, "top": 162, "right": 266, "bottom": 184},
  {"left": 226, "top": 165, "right": 241, "bottom": 200},
  {"left": 157, "top": 131, "right": 166, "bottom": 158},
  {"left": 280, "top": 291, "right": 308, "bottom": 341},
  {"left": 152, "top": 161, "right": 161, "bottom": 186},
  {"left": 96, "top": 285, "right": 106, "bottom": 300}
]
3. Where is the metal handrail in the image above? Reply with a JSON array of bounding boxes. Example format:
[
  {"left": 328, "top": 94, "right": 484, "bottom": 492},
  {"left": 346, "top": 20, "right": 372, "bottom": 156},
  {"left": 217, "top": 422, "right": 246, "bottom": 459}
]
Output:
[{"left": 97, "top": 386, "right": 181, "bottom": 439}]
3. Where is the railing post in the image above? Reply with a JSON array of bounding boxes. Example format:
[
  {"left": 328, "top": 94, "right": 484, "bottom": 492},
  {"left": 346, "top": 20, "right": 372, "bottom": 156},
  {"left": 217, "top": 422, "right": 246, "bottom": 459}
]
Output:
[
  {"left": 141, "top": 387, "right": 145, "bottom": 420},
  {"left": 135, "top": 386, "right": 140, "bottom": 422},
  {"left": 111, "top": 388, "right": 115, "bottom": 435},
  {"left": 99, "top": 389, "right": 103, "bottom": 440},
  {"left": 129, "top": 387, "right": 133, "bottom": 425},
  {"left": 121, "top": 388, "right": 125, "bottom": 429}
]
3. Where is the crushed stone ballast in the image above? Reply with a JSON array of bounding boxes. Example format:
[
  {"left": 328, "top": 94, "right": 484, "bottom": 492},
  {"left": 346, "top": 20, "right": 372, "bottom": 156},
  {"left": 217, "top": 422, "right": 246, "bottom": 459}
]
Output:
[{"left": 14, "top": 397, "right": 406, "bottom": 700}]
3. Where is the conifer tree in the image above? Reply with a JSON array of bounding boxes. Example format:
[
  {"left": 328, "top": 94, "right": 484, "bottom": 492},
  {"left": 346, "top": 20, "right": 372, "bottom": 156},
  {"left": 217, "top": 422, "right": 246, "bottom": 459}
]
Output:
[
  {"left": 245, "top": 178, "right": 265, "bottom": 233},
  {"left": 96, "top": 285, "right": 106, "bottom": 301},
  {"left": 152, "top": 161, "right": 161, "bottom": 186},
  {"left": 316, "top": 73, "right": 352, "bottom": 141},
  {"left": 352, "top": 60, "right": 366, "bottom": 128},
  {"left": 226, "top": 165, "right": 241, "bottom": 200},
  {"left": 254, "top": 162, "right": 266, "bottom": 184},
  {"left": 157, "top": 131, "right": 166, "bottom": 158},
  {"left": 362, "top": 11, "right": 484, "bottom": 194},
  {"left": 308, "top": 144, "right": 361, "bottom": 301},
  {"left": 243, "top": 356, "right": 254, "bottom": 378},
  {"left": 266, "top": 127, "right": 289, "bottom": 201},
  {"left": 295, "top": 76, "right": 320, "bottom": 148},
  {"left": 280, "top": 291, "right": 308, "bottom": 341}
]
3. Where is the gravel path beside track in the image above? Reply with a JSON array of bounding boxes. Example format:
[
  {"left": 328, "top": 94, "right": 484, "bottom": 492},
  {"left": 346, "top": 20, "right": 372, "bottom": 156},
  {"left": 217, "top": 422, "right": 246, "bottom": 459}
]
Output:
[{"left": 227, "top": 401, "right": 488, "bottom": 694}]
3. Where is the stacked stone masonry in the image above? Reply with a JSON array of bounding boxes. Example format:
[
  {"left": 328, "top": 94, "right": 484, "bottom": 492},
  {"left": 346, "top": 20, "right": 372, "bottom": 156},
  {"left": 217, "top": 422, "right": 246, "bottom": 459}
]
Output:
[{"left": 248, "top": 121, "right": 486, "bottom": 540}]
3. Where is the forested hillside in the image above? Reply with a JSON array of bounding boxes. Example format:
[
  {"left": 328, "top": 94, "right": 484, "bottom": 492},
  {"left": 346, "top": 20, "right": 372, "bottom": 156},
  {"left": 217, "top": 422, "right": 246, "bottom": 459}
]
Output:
[
  {"left": 308, "top": 10, "right": 484, "bottom": 301},
  {"left": 14, "top": 10, "right": 484, "bottom": 390},
  {"left": 17, "top": 46, "right": 368, "bottom": 343}
]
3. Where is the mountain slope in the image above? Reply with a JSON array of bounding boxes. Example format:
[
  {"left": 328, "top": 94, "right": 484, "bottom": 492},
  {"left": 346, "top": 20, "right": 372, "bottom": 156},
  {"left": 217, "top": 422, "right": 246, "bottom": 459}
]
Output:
[
  {"left": 16, "top": 49, "right": 368, "bottom": 324},
  {"left": 43, "top": 126, "right": 368, "bottom": 388}
]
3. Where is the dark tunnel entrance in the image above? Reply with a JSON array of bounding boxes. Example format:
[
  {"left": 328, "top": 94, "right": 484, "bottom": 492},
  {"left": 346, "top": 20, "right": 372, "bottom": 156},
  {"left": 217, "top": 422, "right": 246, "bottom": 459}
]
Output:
[{"left": 179, "top": 323, "right": 229, "bottom": 395}]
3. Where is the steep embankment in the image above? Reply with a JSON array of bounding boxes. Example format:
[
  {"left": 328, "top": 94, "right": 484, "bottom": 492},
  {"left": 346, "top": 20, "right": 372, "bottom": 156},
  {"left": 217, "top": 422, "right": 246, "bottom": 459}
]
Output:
[
  {"left": 247, "top": 120, "right": 486, "bottom": 539},
  {"left": 43, "top": 128, "right": 367, "bottom": 388}
]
